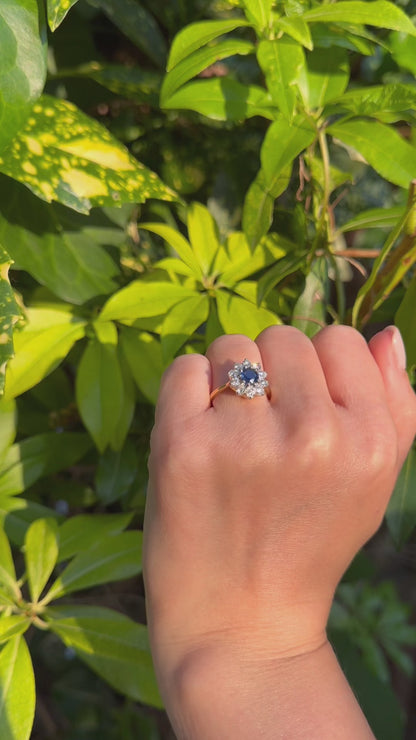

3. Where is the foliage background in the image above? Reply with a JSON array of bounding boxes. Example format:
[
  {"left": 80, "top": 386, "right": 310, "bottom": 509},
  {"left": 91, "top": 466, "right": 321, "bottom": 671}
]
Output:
[{"left": 0, "top": 0, "right": 416, "bottom": 738}]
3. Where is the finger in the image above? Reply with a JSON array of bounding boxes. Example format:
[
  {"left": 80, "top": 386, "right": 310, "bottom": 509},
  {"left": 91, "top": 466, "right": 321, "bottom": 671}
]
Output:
[
  {"left": 311, "top": 325, "right": 386, "bottom": 410},
  {"left": 369, "top": 326, "right": 416, "bottom": 465},
  {"left": 155, "top": 353, "right": 211, "bottom": 424},
  {"left": 256, "top": 325, "right": 334, "bottom": 418},
  {"left": 206, "top": 334, "right": 267, "bottom": 406}
]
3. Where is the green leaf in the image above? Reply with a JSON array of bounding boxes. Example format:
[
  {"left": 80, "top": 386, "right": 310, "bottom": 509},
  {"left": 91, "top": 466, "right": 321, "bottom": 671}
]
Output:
[
  {"left": 329, "top": 119, "right": 416, "bottom": 189},
  {"left": 216, "top": 291, "right": 278, "bottom": 339},
  {"left": 261, "top": 114, "right": 317, "bottom": 187},
  {"left": 273, "top": 15, "right": 313, "bottom": 50},
  {"left": 46, "top": 605, "right": 162, "bottom": 707},
  {"left": 330, "top": 84, "right": 416, "bottom": 119},
  {"left": 257, "top": 252, "right": 308, "bottom": 304},
  {"left": 242, "top": 0, "right": 273, "bottom": 31},
  {"left": 242, "top": 166, "right": 292, "bottom": 249},
  {"left": 24, "top": 518, "right": 59, "bottom": 603},
  {"left": 0, "top": 528, "right": 18, "bottom": 599},
  {"left": 0, "top": 95, "right": 176, "bottom": 215},
  {"left": 120, "top": 328, "right": 164, "bottom": 404},
  {"left": 390, "top": 31, "right": 416, "bottom": 77},
  {"left": 351, "top": 186, "right": 416, "bottom": 329},
  {"left": 0, "top": 617, "right": 30, "bottom": 645},
  {"left": 155, "top": 258, "right": 195, "bottom": 279},
  {"left": 0, "top": 1, "right": 46, "bottom": 154},
  {"left": 62, "top": 63, "right": 161, "bottom": 106},
  {"left": 161, "top": 38, "right": 255, "bottom": 105},
  {"left": 139, "top": 223, "right": 202, "bottom": 278},
  {"left": 47, "top": 0, "right": 80, "bottom": 30},
  {"left": 167, "top": 19, "right": 251, "bottom": 71},
  {"left": 257, "top": 38, "right": 305, "bottom": 120},
  {"left": 112, "top": 348, "right": 136, "bottom": 450},
  {"left": 0, "top": 176, "right": 120, "bottom": 305},
  {"left": 187, "top": 203, "right": 221, "bottom": 275},
  {"left": 161, "top": 294, "right": 209, "bottom": 361},
  {"left": 0, "top": 637, "right": 35, "bottom": 740},
  {"left": 43, "top": 530, "right": 142, "bottom": 603},
  {"left": 303, "top": 1, "right": 416, "bottom": 37},
  {"left": 291, "top": 260, "right": 327, "bottom": 337},
  {"left": 95, "top": 441, "right": 138, "bottom": 506},
  {"left": 298, "top": 47, "right": 349, "bottom": 110},
  {"left": 0, "top": 432, "right": 91, "bottom": 497},
  {"left": 396, "top": 276, "right": 416, "bottom": 379},
  {"left": 162, "top": 78, "right": 276, "bottom": 122},
  {"left": 58, "top": 513, "right": 133, "bottom": 563},
  {"left": 219, "top": 231, "right": 288, "bottom": 285},
  {"left": 100, "top": 281, "right": 197, "bottom": 323},
  {"left": 0, "top": 400, "right": 15, "bottom": 464},
  {"left": 340, "top": 206, "right": 405, "bottom": 233},
  {"left": 0, "top": 245, "right": 21, "bottom": 395},
  {"left": 242, "top": 114, "right": 316, "bottom": 247},
  {"left": 76, "top": 323, "right": 124, "bottom": 453},
  {"left": 330, "top": 633, "right": 404, "bottom": 740},
  {"left": 0, "top": 498, "right": 58, "bottom": 548},
  {"left": 3, "top": 307, "right": 86, "bottom": 400},
  {"left": 97, "top": 0, "right": 167, "bottom": 69},
  {"left": 311, "top": 22, "right": 378, "bottom": 56}
]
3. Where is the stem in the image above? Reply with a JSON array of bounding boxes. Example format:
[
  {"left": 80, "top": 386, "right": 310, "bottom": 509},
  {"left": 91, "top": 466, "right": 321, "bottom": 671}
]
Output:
[
  {"left": 318, "top": 128, "right": 331, "bottom": 217},
  {"left": 328, "top": 253, "right": 346, "bottom": 324},
  {"left": 310, "top": 128, "right": 334, "bottom": 259}
]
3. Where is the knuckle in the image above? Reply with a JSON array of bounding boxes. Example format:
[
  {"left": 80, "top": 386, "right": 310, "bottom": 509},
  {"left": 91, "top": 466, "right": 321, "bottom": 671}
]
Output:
[
  {"left": 292, "top": 411, "right": 337, "bottom": 471},
  {"left": 357, "top": 416, "right": 398, "bottom": 479},
  {"left": 207, "top": 333, "right": 250, "bottom": 354},
  {"left": 315, "top": 324, "right": 366, "bottom": 347}
]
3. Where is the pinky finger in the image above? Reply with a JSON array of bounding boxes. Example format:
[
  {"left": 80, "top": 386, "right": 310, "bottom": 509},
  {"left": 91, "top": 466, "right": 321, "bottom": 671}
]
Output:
[{"left": 369, "top": 326, "right": 416, "bottom": 467}]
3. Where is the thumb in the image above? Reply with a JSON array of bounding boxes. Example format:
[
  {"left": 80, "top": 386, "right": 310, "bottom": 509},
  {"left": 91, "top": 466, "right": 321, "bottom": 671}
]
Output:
[{"left": 369, "top": 326, "right": 416, "bottom": 467}]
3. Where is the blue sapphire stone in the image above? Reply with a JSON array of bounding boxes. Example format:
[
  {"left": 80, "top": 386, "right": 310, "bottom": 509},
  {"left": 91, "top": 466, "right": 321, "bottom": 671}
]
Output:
[{"left": 240, "top": 367, "right": 259, "bottom": 384}]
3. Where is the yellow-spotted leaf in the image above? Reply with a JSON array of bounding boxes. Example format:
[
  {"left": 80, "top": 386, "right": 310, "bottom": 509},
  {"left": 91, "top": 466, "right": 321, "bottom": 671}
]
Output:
[
  {"left": 0, "top": 95, "right": 177, "bottom": 214},
  {"left": 0, "top": 246, "right": 22, "bottom": 395},
  {"left": 0, "top": 1, "right": 46, "bottom": 154},
  {"left": 0, "top": 399, "right": 15, "bottom": 464},
  {"left": 0, "top": 636, "right": 35, "bottom": 740},
  {"left": 0, "top": 176, "right": 120, "bottom": 305},
  {"left": 47, "top": 0, "right": 80, "bottom": 31},
  {"left": 4, "top": 307, "right": 86, "bottom": 400}
]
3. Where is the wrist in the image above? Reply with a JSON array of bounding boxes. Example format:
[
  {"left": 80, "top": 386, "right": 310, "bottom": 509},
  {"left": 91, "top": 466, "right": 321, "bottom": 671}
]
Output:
[{"left": 158, "top": 627, "right": 329, "bottom": 740}]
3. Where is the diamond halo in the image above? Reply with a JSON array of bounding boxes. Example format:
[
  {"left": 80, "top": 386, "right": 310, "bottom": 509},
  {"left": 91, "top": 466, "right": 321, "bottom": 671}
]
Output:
[{"left": 228, "top": 358, "right": 269, "bottom": 399}]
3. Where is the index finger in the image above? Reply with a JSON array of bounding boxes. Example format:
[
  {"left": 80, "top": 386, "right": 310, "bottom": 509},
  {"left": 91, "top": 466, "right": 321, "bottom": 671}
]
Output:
[{"left": 155, "top": 353, "right": 212, "bottom": 425}]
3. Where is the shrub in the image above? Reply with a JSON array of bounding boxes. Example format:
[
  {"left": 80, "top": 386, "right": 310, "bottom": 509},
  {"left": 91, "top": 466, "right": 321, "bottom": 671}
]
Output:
[{"left": 0, "top": 1, "right": 415, "bottom": 738}]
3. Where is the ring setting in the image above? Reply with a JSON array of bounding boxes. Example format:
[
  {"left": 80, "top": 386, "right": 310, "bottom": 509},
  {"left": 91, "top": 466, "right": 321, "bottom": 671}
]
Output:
[{"left": 210, "top": 359, "right": 270, "bottom": 401}]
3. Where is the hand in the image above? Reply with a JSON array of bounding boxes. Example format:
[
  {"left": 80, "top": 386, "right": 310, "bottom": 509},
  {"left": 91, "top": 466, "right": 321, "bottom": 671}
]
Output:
[{"left": 143, "top": 325, "right": 416, "bottom": 738}]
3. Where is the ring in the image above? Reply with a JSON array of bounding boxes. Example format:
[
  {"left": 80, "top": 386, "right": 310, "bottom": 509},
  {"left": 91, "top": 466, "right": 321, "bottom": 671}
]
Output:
[{"left": 210, "top": 359, "right": 271, "bottom": 401}]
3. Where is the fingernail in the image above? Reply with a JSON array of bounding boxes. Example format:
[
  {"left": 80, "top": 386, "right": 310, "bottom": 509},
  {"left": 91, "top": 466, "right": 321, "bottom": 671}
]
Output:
[{"left": 388, "top": 326, "right": 407, "bottom": 370}]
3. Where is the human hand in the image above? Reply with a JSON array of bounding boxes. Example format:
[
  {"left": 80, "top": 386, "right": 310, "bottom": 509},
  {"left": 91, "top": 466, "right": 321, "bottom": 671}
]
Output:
[{"left": 143, "top": 325, "right": 416, "bottom": 736}]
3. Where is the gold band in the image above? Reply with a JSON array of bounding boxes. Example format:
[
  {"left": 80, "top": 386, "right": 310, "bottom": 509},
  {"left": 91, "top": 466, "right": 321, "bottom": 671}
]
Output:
[{"left": 209, "top": 381, "right": 231, "bottom": 402}]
